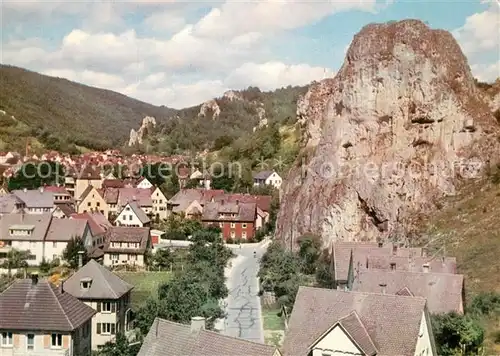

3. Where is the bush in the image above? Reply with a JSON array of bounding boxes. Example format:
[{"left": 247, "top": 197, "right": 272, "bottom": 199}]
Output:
[
  {"left": 39, "top": 259, "right": 51, "bottom": 274},
  {"left": 226, "top": 237, "right": 234, "bottom": 244}
]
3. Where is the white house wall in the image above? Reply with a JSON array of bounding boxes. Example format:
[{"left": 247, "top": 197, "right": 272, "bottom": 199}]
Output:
[
  {"left": 414, "top": 311, "right": 435, "bottom": 356},
  {"left": 312, "top": 325, "right": 363, "bottom": 356}
]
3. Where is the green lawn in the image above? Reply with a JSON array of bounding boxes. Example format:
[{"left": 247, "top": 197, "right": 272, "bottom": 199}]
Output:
[
  {"left": 116, "top": 271, "right": 172, "bottom": 310},
  {"left": 262, "top": 308, "right": 284, "bottom": 331}
]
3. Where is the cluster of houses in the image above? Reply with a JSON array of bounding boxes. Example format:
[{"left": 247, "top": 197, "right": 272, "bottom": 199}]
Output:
[
  {"left": 137, "top": 241, "right": 463, "bottom": 356},
  {"left": 0, "top": 238, "right": 462, "bottom": 355}
]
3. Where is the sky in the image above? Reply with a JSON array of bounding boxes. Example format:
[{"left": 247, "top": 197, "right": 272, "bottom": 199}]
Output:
[{"left": 1, "top": 0, "right": 499, "bottom": 109}]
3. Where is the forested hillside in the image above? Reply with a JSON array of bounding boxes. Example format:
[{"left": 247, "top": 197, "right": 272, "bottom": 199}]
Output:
[{"left": 0, "top": 65, "right": 173, "bottom": 152}]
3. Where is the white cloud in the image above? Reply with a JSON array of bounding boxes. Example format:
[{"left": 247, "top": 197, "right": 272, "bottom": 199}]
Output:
[
  {"left": 143, "top": 10, "right": 187, "bottom": 33},
  {"left": 471, "top": 61, "right": 500, "bottom": 82}
]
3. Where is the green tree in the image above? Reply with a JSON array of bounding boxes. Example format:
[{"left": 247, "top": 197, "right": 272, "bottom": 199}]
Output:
[
  {"left": 8, "top": 161, "right": 65, "bottom": 190},
  {"left": 431, "top": 312, "right": 484, "bottom": 356},
  {"left": 1, "top": 249, "right": 30, "bottom": 276},
  {"left": 62, "top": 236, "right": 88, "bottom": 269},
  {"left": 152, "top": 249, "right": 174, "bottom": 269},
  {"left": 135, "top": 297, "right": 162, "bottom": 335},
  {"left": 161, "top": 169, "right": 180, "bottom": 198},
  {"left": 297, "top": 234, "right": 321, "bottom": 274}
]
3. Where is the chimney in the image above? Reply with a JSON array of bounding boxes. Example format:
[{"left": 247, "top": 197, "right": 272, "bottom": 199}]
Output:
[
  {"left": 77, "top": 250, "right": 84, "bottom": 269},
  {"left": 31, "top": 272, "right": 39, "bottom": 286},
  {"left": 60, "top": 279, "right": 65, "bottom": 294},
  {"left": 235, "top": 199, "right": 239, "bottom": 206},
  {"left": 422, "top": 263, "right": 430, "bottom": 273},
  {"left": 390, "top": 262, "right": 396, "bottom": 271},
  {"left": 379, "top": 283, "right": 387, "bottom": 294},
  {"left": 23, "top": 187, "right": 28, "bottom": 193},
  {"left": 39, "top": 186, "right": 44, "bottom": 193},
  {"left": 190, "top": 316, "right": 205, "bottom": 332},
  {"left": 378, "top": 241, "right": 383, "bottom": 248},
  {"left": 220, "top": 199, "right": 224, "bottom": 205},
  {"left": 392, "top": 245, "right": 398, "bottom": 256}
]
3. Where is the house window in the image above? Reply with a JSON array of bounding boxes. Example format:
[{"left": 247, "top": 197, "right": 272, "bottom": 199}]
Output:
[
  {"left": 230, "top": 231, "right": 235, "bottom": 238},
  {"left": 129, "top": 215, "right": 133, "bottom": 221},
  {"left": 100, "top": 323, "right": 115, "bottom": 335},
  {"left": 53, "top": 241, "right": 57, "bottom": 248},
  {"left": 242, "top": 231, "right": 247, "bottom": 239},
  {"left": 26, "top": 333, "right": 35, "bottom": 350},
  {"left": 87, "top": 202, "right": 91, "bottom": 207},
  {"left": 1, "top": 332, "right": 12, "bottom": 346},
  {"left": 230, "top": 222, "right": 236, "bottom": 228},
  {"left": 242, "top": 223, "right": 247, "bottom": 228},
  {"left": 122, "top": 215, "right": 126, "bottom": 221},
  {"left": 96, "top": 202, "right": 100, "bottom": 207},
  {"left": 51, "top": 333, "right": 62, "bottom": 348},
  {"left": 219, "top": 222, "right": 223, "bottom": 228},
  {"left": 128, "top": 254, "right": 137, "bottom": 261},
  {"left": 102, "top": 302, "right": 112, "bottom": 312},
  {"left": 111, "top": 254, "right": 119, "bottom": 261}
]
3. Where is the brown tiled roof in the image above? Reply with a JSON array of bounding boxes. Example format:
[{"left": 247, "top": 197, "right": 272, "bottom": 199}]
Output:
[
  {"left": 74, "top": 165, "right": 101, "bottom": 180},
  {"left": 63, "top": 260, "right": 133, "bottom": 300},
  {"left": 336, "top": 311, "right": 377, "bottom": 356},
  {"left": 103, "top": 226, "right": 150, "bottom": 254},
  {"left": 45, "top": 218, "right": 88, "bottom": 241},
  {"left": 54, "top": 203, "right": 76, "bottom": 217},
  {"left": 213, "top": 194, "right": 272, "bottom": 212},
  {"left": 0, "top": 213, "right": 52, "bottom": 241},
  {"left": 71, "top": 212, "right": 111, "bottom": 237},
  {"left": 138, "top": 318, "right": 277, "bottom": 356},
  {"left": 0, "top": 278, "right": 96, "bottom": 331},
  {"left": 103, "top": 188, "right": 119, "bottom": 204},
  {"left": 366, "top": 255, "right": 457, "bottom": 274},
  {"left": 118, "top": 188, "right": 152, "bottom": 207},
  {"left": 102, "top": 179, "right": 126, "bottom": 189},
  {"left": 352, "top": 270, "right": 464, "bottom": 314},
  {"left": 202, "top": 201, "right": 256, "bottom": 223},
  {"left": 44, "top": 186, "right": 70, "bottom": 194},
  {"left": 282, "top": 287, "right": 429, "bottom": 356}
]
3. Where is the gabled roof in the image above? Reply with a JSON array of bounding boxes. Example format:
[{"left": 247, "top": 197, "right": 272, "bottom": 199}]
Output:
[
  {"left": 138, "top": 318, "right": 278, "bottom": 356},
  {"left": 12, "top": 189, "right": 54, "bottom": 208},
  {"left": 0, "top": 278, "right": 96, "bottom": 332},
  {"left": 0, "top": 194, "right": 24, "bottom": 214},
  {"left": 352, "top": 270, "right": 464, "bottom": 314},
  {"left": 253, "top": 170, "right": 275, "bottom": 180},
  {"left": 103, "top": 226, "right": 150, "bottom": 254},
  {"left": 54, "top": 203, "right": 76, "bottom": 217},
  {"left": 0, "top": 213, "right": 52, "bottom": 241},
  {"left": 63, "top": 260, "right": 133, "bottom": 300},
  {"left": 71, "top": 212, "right": 111, "bottom": 237},
  {"left": 119, "top": 201, "right": 150, "bottom": 224},
  {"left": 311, "top": 311, "right": 377, "bottom": 356},
  {"left": 43, "top": 186, "right": 70, "bottom": 195},
  {"left": 79, "top": 185, "right": 102, "bottom": 201},
  {"left": 282, "top": 287, "right": 428, "bottom": 356},
  {"left": 202, "top": 201, "right": 256, "bottom": 222},
  {"left": 118, "top": 188, "right": 152, "bottom": 207},
  {"left": 45, "top": 218, "right": 89, "bottom": 242}
]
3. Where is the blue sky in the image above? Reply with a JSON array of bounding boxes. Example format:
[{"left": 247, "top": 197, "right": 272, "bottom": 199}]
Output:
[{"left": 1, "top": 0, "right": 499, "bottom": 108}]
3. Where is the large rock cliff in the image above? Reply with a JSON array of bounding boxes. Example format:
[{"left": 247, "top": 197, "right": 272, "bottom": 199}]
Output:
[
  {"left": 276, "top": 20, "right": 500, "bottom": 249},
  {"left": 128, "top": 116, "right": 156, "bottom": 146}
]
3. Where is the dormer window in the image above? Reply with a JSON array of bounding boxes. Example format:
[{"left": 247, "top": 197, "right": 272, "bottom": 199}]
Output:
[{"left": 80, "top": 277, "right": 92, "bottom": 290}]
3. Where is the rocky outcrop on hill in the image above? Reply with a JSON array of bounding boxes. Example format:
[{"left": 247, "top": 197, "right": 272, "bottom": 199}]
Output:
[
  {"left": 276, "top": 20, "right": 500, "bottom": 249},
  {"left": 198, "top": 99, "right": 221, "bottom": 119},
  {"left": 128, "top": 116, "right": 156, "bottom": 146}
]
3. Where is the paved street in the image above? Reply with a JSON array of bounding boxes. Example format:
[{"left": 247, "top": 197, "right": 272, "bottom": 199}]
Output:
[{"left": 222, "top": 242, "right": 268, "bottom": 343}]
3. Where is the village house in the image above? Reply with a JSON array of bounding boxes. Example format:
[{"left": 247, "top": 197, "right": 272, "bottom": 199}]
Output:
[
  {"left": 72, "top": 165, "right": 103, "bottom": 202},
  {"left": 202, "top": 200, "right": 257, "bottom": 241},
  {"left": 12, "top": 187, "right": 54, "bottom": 214},
  {"left": 253, "top": 170, "right": 282, "bottom": 190},
  {"left": 151, "top": 186, "right": 168, "bottom": 220},
  {"left": 77, "top": 186, "right": 109, "bottom": 217},
  {"left": 167, "top": 189, "right": 224, "bottom": 219},
  {"left": 117, "top": 187, "right": 153, "bottom": 215},
  {"left": 0, "top": 186, "right": 8, "bottom": 196},
  {"left": 331, "top": 241, "right": 457, "bottom": 289},
  {"left": 63, "top": 260, "right": 134, "bottom": 351},
  {"left": 0, "top": 194, "right": 25, "bottom": 216},
  {"left": 136, "top": 177, "right": 153, "bottom": 189},
  {"left": 0, "top": 213, "right": 92, "bottom": 265},
  {"left": 44, "top": 185, "right": 73, "bottom": 204},
  {"left": 52, "top": 203, "right": 76, "bottom": 219},
  {"left": 0, "top": 273, "right": 95, "bottom": 356},
  {"left": 138, "top": 317, "right": 280, "bottom": 356},
  {"left": 71, "top": 212, "right": 112, "bottom": 262},
  {"left": 282, "top": 286, "right": 437, "bottom": 356},
  {"left": 189, "top": 169, "right": 212, "bottom": 189},
  {"left": 351, "top": 269, "right": 465, "bottom": 314},
  {"left": 115, "top": 201, "right": 151, "bottom": 227},
  {"left": 102, "top": 226, "right": 151, "bottom": 268}
]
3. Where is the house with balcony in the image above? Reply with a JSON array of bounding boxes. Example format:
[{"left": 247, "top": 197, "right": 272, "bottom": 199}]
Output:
[
  {"left": 63, "top": 260, "right": 134, "bottom": 351},
  {"left": 201, "top": 200, "right": 256, "bottom": 241},
  {"left": 115, "top": 201, "right": 150, "bottom": 228},
  {"left": 0, "top": 273, "right": 95, "bottom": 356},
  {"left": 102, "top": 227, "right": 151, "bottom": 268}
]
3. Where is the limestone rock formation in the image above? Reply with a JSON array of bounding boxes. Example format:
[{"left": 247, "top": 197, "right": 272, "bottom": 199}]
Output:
[
  {"left": 253, "top": 105, "right": 268, "bottom": 132},
  {"left": 276, "top": 20, "right": 500, "bottom": 249},
  {"left": 223, "top": 90, "right": 243, "bottom": 101},
  {"left": 198, "top": 99, "right": 221, "bottom": 119},
  {"left": 128, "top": 116, "right": 156, "bottom": 146}
]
